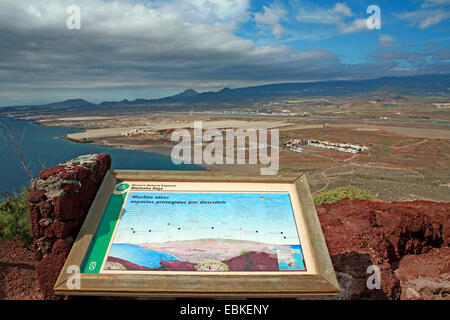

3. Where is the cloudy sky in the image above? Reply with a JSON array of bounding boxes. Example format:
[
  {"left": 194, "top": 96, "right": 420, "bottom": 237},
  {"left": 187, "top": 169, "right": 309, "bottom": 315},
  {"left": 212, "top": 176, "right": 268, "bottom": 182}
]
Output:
[{"left": 0, "top": 0, "right": 449, "bottom": 106}]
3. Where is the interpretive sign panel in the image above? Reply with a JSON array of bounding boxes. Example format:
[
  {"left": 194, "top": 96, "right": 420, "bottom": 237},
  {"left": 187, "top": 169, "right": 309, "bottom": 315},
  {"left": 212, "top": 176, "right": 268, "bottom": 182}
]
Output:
[{"left": 55, "top": 170, "right": 339, "bottom": 297}]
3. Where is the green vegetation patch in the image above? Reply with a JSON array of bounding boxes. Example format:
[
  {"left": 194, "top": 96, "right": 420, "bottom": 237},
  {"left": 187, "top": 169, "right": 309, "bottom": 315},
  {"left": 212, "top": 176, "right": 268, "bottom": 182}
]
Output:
[
  {"left": 0, "top": 188, "right": 33, "bottom": 246},
  {"left": 313, "top": 186, "right": 375, "bottom": 206}
]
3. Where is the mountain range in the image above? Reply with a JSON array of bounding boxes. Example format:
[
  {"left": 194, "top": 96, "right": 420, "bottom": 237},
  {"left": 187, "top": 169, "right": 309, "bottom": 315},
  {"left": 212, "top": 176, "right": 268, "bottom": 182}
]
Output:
[{"left": 2, "top": 74, "right": 449, "bottom": 112}]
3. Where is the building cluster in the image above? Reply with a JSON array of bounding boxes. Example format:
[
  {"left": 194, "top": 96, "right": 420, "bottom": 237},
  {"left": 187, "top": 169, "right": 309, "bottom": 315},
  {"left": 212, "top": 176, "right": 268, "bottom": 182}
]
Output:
[
  {"left": 121, "top": 128, "right": 178, "bottom": 137},
  {"left": 121, "top": 128, "right": 153, "bottom": 137},
  {"left": 193, "top": 109, "right": 310, "bottom": 117},
  {"left": 285, "top": 138, "right": 368, "bottom": 154},
  {"left": 432, "top": 103, "right": 450, "bottom": 109}
]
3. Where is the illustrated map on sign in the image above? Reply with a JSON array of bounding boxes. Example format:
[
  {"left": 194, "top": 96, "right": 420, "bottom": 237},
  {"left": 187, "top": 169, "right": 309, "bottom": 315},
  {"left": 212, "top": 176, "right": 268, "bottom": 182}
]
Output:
[{"left": 103, "top": 191, "right": 307, "bottom": 272}]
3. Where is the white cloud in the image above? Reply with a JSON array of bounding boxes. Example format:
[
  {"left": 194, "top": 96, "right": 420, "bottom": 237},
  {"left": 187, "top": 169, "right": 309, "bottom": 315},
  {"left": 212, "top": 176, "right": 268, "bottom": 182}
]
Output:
[
  {"left": 378, "top": 34, "right": 395, "bottom": 48},
  {"left": 297, "top": 4, "right": 342, "bottom": 24},
  {"left": 184, "top": 0, "right": 250, "bottom": 21},
  {"left": 398, "top": 9, "right": 449, "bottom": 29},
  {"left": 418, "top": 11, "right": 448, "bottom": 28},
  {"left": 0, "top": 0, "right": 448, "bottom": 105},
  {"left": 338, "top": 18, "right": 368, "bottom": 34},
  {"left": 397, "top": 0, "right": 450, "bottom": 29},
  {"left": 421, "top": 0, "right": 450, "bottom": 8},
  {"left": 254, "top": 5, "right": 287, "bottom": 38},
  {"left": 331, "top": 3, "right": 353, "bottom": 17},
  {"left": 297, "top": 2, "right": 354, "bottom": 24},
  {"left": 296, "top": 2, "right": 369, "bottom": 34},
  {"left": 0, "top": 0, "right": 350, "bottom": 105}
]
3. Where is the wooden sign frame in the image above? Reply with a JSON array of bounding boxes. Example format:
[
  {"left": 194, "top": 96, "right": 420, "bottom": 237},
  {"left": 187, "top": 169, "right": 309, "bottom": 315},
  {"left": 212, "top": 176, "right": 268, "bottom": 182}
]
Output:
[{"left": 54, "top": 170, "right": 339, "bottom": 297}]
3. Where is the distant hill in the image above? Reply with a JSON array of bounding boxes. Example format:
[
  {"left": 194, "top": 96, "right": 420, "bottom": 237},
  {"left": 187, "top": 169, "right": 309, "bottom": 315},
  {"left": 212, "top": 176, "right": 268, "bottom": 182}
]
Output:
[
  {"left": 171, "top": 74, "right": 449, "bottom": 103},
  {"left": 2, "top": 74, "right": 449, "bottom": 112},
  {"left": 173, "top": 88, "right": 199, "bottom": 98},
  {"left": 44, "top": 98, "right": 94, "bottom": 108},
  {"left": 148, "top": 74, "right": 449, "bottom": 104}
]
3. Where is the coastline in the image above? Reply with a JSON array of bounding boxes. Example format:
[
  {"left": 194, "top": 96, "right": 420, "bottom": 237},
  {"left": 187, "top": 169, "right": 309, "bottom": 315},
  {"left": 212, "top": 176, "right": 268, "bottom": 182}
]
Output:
[
  {"left": 30, "top": 117, "right": 216, "bottom": 171},
  {"left": 64, "top": 134, "right": 177, "bottom": 156},
  {"left": 63, "top": 135, "right": 261, "bottom": 173},
  {"left": 0, "top": 116, "right": 208, "bottom": 196},
  {"left": 137, "top": 144, "right": 260, "bottom": 172},
  {"left": 28, "top": 115, "right": 260, "bottom": 172}
]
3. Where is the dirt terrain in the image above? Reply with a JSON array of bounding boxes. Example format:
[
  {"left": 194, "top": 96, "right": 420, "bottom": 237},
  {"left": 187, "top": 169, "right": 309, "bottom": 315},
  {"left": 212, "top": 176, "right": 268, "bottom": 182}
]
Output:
[
  {"left": 279, "top": 126, "right": 450, "bottom": 201},
  {"left": 0, "top": 240, "right": 42, "bottom": 300},
  {"left": 52, "top": 114, "right": 449, "bottom": 202}
]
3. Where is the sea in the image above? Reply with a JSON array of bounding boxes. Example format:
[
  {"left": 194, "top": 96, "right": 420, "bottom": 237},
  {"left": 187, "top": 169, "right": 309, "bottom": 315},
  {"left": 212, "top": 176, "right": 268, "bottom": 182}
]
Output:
[
  {"left": 0, "top": 117, "right": 202, "bottom": 197},
  {"left": 108, "top": 243, "right": 180, "bottom": 269}
]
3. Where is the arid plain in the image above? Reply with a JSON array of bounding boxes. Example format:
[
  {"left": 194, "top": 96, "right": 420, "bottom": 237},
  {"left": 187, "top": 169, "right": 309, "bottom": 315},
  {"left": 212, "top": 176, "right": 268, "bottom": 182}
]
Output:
[{"left": 7, "top": 95, "right": 450, "bottom": 202}]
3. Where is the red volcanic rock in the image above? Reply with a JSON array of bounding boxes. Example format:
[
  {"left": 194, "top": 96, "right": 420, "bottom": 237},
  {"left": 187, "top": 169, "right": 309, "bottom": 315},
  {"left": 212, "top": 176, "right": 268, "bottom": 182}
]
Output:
[
  {"left": 79, "top": 179, "right": 98, "bottom": 209},
  {"left": 61, "top": 182, "right": 81, "bottom": 193},
  {"left": 44, "top": 221, "right": 78, "bottom": 239},
  {"left": 97, "top": 153, "right": 111, "bottom": 167},
  {"left": 27, "top": 154, "right": 112, "bottom": 299},
  {"left": 224, "top": 252, "right": 279, "bottom": 271},
  {"left": 89, "top": 168, "right": 103, "bottom": 185},
  {"left": 38, "top": 200, "right": 53, "bottom": 218},
  {"left": 28, "top": 189, "right": 46, "bottom": 203},
  {"left": 317, "top": 199, "right": 450, "bottom": 300},
  {"left": 51, "top": 239, "right": 73, "bottom": 256},
  {"left": 395, "top": 247, "right": 449, "bottom": 300},
  {"left": 53, "top": 193, "right": 81, "bottom": 221},
  {"left": 79, "top": 207, "right": 90, "bottom": 222},
  {"left": 159, "top": 259, "right": 196, "bottom": 271},
  {"left": 37, "top": 153, "right": 111, "bottom": 185},
  {"left": 38, "top": 218, "right": 52, "bottom": 227},
  {"left": 28, "top": 204, "right": 43, "bottom": 238},
  {"left": 95, "top": 154, "right": 111, "bottom": 178},
  {"left": 39, "top": 165, "right": 66, "bottom": 180},
  {"left": 34, "top": 237, "right": 53, "bottom": 257},
  {"left": 65, "top": 166, "right": 90, "bottom": 181}
]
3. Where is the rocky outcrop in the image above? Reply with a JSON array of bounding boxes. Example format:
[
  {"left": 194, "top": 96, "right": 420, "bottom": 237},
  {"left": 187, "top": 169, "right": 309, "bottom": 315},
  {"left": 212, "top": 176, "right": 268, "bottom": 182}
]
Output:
[
  {"left": 27, "top": 154, "right": 111, "bottom": 299},
  {"left": 316, "top": 199, "right": 449, "bottom": 300},
  {"left": 395, "top": 247, "right": 449, "bottom": 299}
]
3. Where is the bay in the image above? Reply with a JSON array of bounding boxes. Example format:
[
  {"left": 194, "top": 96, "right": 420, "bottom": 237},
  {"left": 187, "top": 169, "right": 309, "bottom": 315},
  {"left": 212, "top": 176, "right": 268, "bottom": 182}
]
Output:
[{"left": 0, "top": 117, "right": 203, "bottom": 197}]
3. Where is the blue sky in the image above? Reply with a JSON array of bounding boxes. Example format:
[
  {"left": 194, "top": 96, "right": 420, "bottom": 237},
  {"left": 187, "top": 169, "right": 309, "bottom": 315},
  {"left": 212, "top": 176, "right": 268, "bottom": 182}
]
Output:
[
  {"left": 240, "top": 0, "right": 449, "bottom": 64},
  {"left": 0, "top": 0, "right": 449, "bottom": 106}
]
